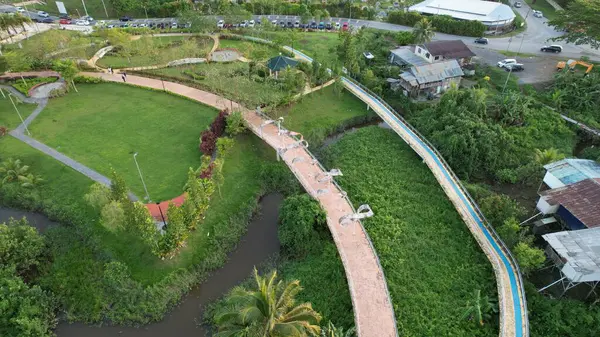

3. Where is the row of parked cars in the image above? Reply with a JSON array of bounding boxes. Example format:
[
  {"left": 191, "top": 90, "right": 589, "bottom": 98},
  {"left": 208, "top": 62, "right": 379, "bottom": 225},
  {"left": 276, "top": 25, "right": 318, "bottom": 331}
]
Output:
[
  {"left": 106, "top": 21, "right": 189, "bottom": 29},
  {"left": 217, "top": 19, "right": 349, "bottom": 31},
  {"left": 497, "top": 59, "right": 524, "bottom": 72}
]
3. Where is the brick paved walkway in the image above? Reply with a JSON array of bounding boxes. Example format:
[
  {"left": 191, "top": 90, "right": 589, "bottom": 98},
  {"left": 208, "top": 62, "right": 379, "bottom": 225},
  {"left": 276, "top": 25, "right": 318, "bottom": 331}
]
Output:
[{"left": 82, "top": 72, "right": 398, "bottom": 337}]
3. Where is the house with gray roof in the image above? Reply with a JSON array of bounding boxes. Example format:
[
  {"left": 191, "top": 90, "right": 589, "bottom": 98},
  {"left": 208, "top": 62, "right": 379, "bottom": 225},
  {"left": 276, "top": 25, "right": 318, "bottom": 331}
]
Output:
[{"left": 397, "top": 59, "right": 464, "bottom": 97}]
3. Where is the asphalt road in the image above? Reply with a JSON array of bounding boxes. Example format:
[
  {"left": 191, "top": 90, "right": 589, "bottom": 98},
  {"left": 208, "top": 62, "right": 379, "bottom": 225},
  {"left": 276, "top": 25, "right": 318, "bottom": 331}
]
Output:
[{"left": 2, "top": 3, "right": 599, "bottom": 61}]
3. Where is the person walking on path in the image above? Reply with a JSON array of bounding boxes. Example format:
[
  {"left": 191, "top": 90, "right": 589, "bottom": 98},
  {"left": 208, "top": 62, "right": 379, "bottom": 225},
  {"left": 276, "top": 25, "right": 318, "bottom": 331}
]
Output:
[
  {"left": 121, "top": 74, "right": 126, "bottom": 82},
  {"left": 123, "top": 71, "right": 127, "bottom": 79}
]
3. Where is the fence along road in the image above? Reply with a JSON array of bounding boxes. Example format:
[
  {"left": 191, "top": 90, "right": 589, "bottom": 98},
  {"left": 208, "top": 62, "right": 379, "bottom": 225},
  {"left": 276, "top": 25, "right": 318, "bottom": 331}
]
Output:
[
  {"left": 81, "top": 72, "right": 398, "bottom": 337},
  {"left": 341, "top": 77, "right": 529, "bottom": 337}
]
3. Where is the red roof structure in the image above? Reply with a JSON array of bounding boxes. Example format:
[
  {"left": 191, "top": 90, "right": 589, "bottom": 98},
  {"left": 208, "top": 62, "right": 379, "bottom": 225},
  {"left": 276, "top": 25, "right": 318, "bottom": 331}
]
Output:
[
  {"left": 145, "top": 193, "right": 186, "bottom": 221},
  {"left": 541, "top": 178, "right": 600, "bottom": 228}
]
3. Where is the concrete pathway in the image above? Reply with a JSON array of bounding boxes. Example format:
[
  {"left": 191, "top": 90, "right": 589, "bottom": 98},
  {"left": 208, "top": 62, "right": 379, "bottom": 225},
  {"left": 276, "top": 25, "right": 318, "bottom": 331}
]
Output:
[{"left": 81, "top": 71, "right": 398, "bottom": 337}]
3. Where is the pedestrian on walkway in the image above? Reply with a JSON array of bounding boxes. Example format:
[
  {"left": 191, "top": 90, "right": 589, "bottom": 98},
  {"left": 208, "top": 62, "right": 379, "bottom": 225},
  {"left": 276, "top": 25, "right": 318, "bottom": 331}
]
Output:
[
  {"left": 108, "top": 67, "right": 112, "bottom": 74},
  {"left": 122, "top": 74, "right": 126, "bottom": 82},
  {"left": 123, "top": 71, "right": 127, "bottom": 79}
]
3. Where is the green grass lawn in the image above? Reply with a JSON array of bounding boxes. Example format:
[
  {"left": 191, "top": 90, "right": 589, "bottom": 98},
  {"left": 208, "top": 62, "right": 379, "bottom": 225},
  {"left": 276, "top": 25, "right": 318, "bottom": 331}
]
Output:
[
  {"left": 253, "top": 31, "right": 341, "bottom": 66},
  {"left": 0, "top": 97, "right": 37, "bottom": 129},
  {"left": 524, "top": 0, "right": 560, "bottom": 21},
  {"left": 321, "top": 126, "right": 498, "bottom": 336},
  {"left": 29, "top": 83, "right": 218, "bottom": 201},
  {"left": 97, "top": 36, "right": 213, "bottom": 68},
  {"left": 273, "top": 85, "right": 375, "bottom": 145},
  {"left": 218, "top": 38, "right": 281, "bottom": 61}
]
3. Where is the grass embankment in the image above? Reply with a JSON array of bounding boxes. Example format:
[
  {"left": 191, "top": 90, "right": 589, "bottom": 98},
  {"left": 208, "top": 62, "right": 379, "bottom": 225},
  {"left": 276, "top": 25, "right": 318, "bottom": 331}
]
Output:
[
  {"left": 218, "top": 38, "right": 281, "bottom": 61},
  {"left": 0, "top": 98, "right": 38, "bottom": 129},
  {"left": 273, "top": 85, "right": 375, "bottom": 145},
  {"left": 524, "top": 0, "right": 560, "bottom": 21},
  {"left": 319, "top": 126, "right": 498, "bottom": 336},
  {"left": 97, "top": 36, "right": 213, "bottom": 68},
  {"left": 252, "top": 31, "right": 341, "bottom": 65},
  {"left": 146, "top": 62, "right": 302, "bottom": 107},
  {"left": 29, "top": 83, "right": 218, "bottom": 201}
]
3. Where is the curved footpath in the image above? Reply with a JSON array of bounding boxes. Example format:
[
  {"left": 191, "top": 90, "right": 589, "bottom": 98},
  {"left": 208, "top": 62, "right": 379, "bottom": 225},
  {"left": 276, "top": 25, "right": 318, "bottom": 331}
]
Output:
[
  {"left": 82, "top": 72, "right": 398, "bottom": 337},
  {"left": 341, "top": 78, "right": 529, "bottom": 337}
]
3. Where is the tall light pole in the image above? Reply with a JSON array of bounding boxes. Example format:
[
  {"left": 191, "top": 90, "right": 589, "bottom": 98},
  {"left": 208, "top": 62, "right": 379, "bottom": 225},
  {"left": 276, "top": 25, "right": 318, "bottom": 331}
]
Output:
[
  {"left": 133, "top": 152, "right": 151, "bottom": 201},
  {"left": 8, "top": 94, "right": 31, "bottom": 135},
  {"left": 81, "top": 0, "right": 89, "bottom": 17}
]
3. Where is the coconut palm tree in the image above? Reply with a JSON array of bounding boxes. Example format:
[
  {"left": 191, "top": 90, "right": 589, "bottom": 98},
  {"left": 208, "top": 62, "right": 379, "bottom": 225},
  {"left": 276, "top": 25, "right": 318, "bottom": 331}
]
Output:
[
  {"left": 413, "top": 18, "right": 435, "bottom": 44},
  {"left": 534, "top": 148, "right": 565, "bottom": 165},
  {"left": 215, "top": 268, "right": 322, "bottom": 337},
  {"left": 18, "top": 173, "right": 44, "bottom": 188},
  {"left": 320, "top": 322, "right": 356, "bottom": 337},
  {"left": 0, "top": 158, "right": 29, "bottom": 184},
  {"left": 461, "top": 289, "right": 498, "bottom": 326}
]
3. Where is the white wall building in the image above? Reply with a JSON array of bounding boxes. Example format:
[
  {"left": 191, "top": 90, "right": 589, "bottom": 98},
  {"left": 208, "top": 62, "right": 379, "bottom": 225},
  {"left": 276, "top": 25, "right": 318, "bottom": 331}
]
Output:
[{"left": 409, "top": 0, "right": 516, "bottom": 29}]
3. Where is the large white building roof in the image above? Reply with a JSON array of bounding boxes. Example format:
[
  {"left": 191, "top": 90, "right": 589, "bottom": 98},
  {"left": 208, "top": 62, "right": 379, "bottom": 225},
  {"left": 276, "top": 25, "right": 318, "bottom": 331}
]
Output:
[
  {"left": 409, "top": 0, "right": 516, "bottom": 25},
  {"left": 543, "top": 227, "right": 600, "bottom": 283}
]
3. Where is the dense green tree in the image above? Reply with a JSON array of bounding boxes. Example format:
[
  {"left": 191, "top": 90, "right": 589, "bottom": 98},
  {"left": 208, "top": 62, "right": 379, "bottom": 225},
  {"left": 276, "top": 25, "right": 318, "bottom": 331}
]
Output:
[
  {"left": 0, "top": 268, "right": 56, "bottom": 337},
  {"left": 0, "top": 55, "right": 8, "bottom": 74},
  {"left": 109, "top": 167, "right": 128, "bottom": 202},
  {"left": 0, "top": 218, "right": 45, "bottom": 277},
  {"left": 412, "top": 18, "right": 435, "bottom": 44},
  {"left": 514, "top": 242, "right": 546, "bottom": 275},
  {"left": 478, "top": 193, "right": 525, "bottom": 227},
  {"left": 279, "top": 194, "right": 326, "bottom": 257},
  {"left": 84, "top": 182, "right": 112, "bottom": 210},
  {"left": 548, "top": 0, "right": 600, "bottom": 49},
  {"left": 53, "top": 59, "right": 79, "bottom": 92},
  {"left": 215, "top": 268, "right": 322, "bottom": 336},
  {"left": 534, "top": 148, "right": 565, "bottom": 165},
  {"left": 158, "top": 202, "right": 187, "bottom": 257}
]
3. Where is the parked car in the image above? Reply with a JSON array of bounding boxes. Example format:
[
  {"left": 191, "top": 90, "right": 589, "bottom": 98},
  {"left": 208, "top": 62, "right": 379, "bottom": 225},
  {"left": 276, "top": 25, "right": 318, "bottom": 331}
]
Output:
[
  {"left": 248, "top": 19, "right": 255, "bottom": 27},
  {"left": 279, "top": 21, "right": 286, "bottom": 28},
  {"left": 505, "top": 63, "right": 524, "bottom": 72},
  {"left": 75, "top": 20, "right": 89, "bottom": 26},
  {"left": 131, "top": 23, "right": 138, "bottom": 28},
  {"left": 342, "top": 22, "right": 349, "bottom": 31},
  {"left": 514, "top": 1, "right": 522, "bottom": 7},
  {"left": 325, "top": 22, "right": 332, "bottom": 30},
  {"left": 15, "top": 7, "right": 25, "bottom": 12},
  {"left": 59, "top": 19, "right": 72, "bottom": 24},
  {"left": 217, "top": 20, "right": 224, "bottom": 28},
  {"left": 533, "top": 10, "right": 543, "bottom": 18},
  {"left": 120, "top": 23, "right": 129, "bottom": 28},
  {"left": 335, "top": 22, "right": 340, "bottom": 30},
  {"left": 171, "top": 21, "right": 177, "bottom": 28},
  {"left": 59, "top": 14, "right": 72, "bottom": 19},
  {"left": 287, "top": 21, "right": 293, "bottom": 28},
  {"left": 107, "top": 24, "right": 115, "bottom": 28},
  {"left": 271, "top": 19, "right": 277, "bottom": 25},
  {"left": 37, "top": 11, "right": 49, "bottom": 17},
  {"left": 239, "top": 20, "right": 247, "bottom": 27},
  {"left": 541, "top": 45, "right": 562, "bottom": 53},
  {"left": 139, "top": 23, "right": 147, "bottom": 28},
  {"left": 497, "top": 58, "right": 517, "bottom": 68},
  {"left": 256, "top": 18, "right": 262, "bottom": 25},
  {"left": 41, "top": 17, "right": 53, "bottom": 23},
  {"left": 82, "top": 15, "right": 94, "bottom": 22},
  {"left": 119, "top": 16, "right": 132, "bottom": 21},
  {"left": 294, "top": 20, "right": 300, "bottom": 28},
  {"left": 310, "top": 21, "right": 317, "bottom": 29},
  {"left": 474, "top": 37, "right": 489, "bottom": 44}
]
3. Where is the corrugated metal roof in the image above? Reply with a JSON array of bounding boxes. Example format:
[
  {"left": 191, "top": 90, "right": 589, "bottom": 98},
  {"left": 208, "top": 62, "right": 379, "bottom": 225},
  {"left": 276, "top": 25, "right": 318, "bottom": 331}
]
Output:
[
  {"left": 544, "top": 159, "right": 600, "bottom": 186},
  {"left": 390, "top": 48, "right": 430, "bottom": 66},
  {"left": 541, "top": 178, "right": 600, "bottom": 229},
  {"left": 543, "top": 226, "right": 600, "bottom": 281},
  {"left": 409, "top": 0, "right": 516, "bottom": 23},
  {"left": 402, "top": 59, "right": 463, "bottom": 84},
  {"left": 423, "top": 40, "right": 476, "bottom": 59}
]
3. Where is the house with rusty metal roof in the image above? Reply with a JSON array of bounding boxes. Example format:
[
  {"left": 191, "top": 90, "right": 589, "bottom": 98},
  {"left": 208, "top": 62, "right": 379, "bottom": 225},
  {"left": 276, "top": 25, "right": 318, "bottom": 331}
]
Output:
[
  {"left": 537, "top": 177, "right": 600, "bottom": 230},
  {"left": 417, "top": 40, "right": 476, "bottom": 66},
  {"left": 397, "top": 59, "right": 464, "bottom": 97}
]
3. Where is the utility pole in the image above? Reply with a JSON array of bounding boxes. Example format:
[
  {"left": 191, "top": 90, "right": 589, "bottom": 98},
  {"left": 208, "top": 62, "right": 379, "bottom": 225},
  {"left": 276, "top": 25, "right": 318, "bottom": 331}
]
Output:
[
  {"left": 81, "top": 0, "right": 89, "bottom": 17},
  {"left": 100, "top": 0, "right": 109, "bottom": 18}
]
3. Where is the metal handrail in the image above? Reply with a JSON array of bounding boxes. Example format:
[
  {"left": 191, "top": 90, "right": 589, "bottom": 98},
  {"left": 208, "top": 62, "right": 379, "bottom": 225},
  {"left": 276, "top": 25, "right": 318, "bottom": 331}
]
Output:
[{"left": 342, "top": 76, "right": 529, "bottom": 336}]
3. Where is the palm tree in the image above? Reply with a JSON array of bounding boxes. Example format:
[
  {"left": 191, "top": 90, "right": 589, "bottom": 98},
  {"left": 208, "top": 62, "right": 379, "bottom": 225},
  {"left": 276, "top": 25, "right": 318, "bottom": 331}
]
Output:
[
  {"left": 18, "top": 173, "right": 44, "bottom": 188},
  {"left": 413, "top": 18, "right": 435, "bottom": 44},
  {"left": 534, "top": 148, "right": 565, "bottom": 165},
  {"left": 461, "top": 289, "right": 498, "bottom": 326},
  {"left": 215, "top": 268, "right": 322, "bottom": 337},
  {"left": 320, "top": 322, "right": 356, "bottom": 337},
  {"left": 0, "top": 158, "right": 29, "bottom": 184}
]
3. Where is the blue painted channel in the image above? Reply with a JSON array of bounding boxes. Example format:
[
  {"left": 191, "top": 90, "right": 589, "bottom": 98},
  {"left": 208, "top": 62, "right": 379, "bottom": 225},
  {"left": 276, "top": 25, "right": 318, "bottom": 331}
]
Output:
[{"left": 342, "top": 78, "right": 524, "bottom": 337}]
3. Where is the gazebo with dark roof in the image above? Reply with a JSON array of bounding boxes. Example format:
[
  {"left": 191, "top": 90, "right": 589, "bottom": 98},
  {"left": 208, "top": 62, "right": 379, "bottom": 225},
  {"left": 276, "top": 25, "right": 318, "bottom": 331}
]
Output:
[{"left": 266, "top": 55, "right": 298, "bottom": 78}]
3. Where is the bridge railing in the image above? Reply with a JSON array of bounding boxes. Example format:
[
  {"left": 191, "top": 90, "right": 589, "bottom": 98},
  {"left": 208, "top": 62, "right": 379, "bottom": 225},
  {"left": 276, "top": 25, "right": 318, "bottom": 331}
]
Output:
[
  {"left": 342, "top": 76, "right": 529, "bottom": 336},
  {"left": 251, "top": 107, "right": 399, "bottom": 337}
]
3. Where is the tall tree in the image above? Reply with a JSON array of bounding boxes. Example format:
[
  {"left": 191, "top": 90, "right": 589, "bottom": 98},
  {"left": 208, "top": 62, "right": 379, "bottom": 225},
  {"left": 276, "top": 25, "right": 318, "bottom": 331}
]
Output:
[
  {"left": 53, "top": 59, "right": 79, "bottom": 92},
  {"left": 548, "top": 0, "right": 600, "bottom": 49},
  {"left": 412, "top": 18, "right": 435, "bottom": 44},
  {"left": 215, "top": 268, "right": 322, "bottom": 337}
]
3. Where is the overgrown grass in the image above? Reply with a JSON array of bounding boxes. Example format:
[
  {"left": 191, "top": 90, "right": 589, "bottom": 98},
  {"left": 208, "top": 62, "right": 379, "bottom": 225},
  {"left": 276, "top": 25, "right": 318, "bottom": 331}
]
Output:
[
  {"left": 145, "top": 62, "right": 301, "bottom": 107},
  {"left": 0, "top": 97, "right": 37, "bottom": 129},
  {"left": 251, "top": 31, "right": 341, "bottom": 66},
  {"left": 477, "top": 64, "right": 520, "bottom": 92},
  {"left": 218, "top": 38, "right": 281, "bottom": 61},
  {"left": 272, "top": 85, "right": 375, "bottom": 145},
  {"left": 29, "top": 83, "right": 218, "bottom": 201},
  {"left": 321, "top": 126, "right": 498, "bottom": 336},
  {"left": 97, "top": 36, "right": 213, "bottom": 68},
  {"left": 524, "top": 0, "right": 560, "bottom": 21}
]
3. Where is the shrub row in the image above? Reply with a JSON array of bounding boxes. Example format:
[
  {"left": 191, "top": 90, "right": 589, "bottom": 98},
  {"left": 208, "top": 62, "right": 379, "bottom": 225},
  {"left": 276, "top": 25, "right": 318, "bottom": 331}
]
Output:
[{"left": 387, "top": 11, "right": 487, "bottom": 37}]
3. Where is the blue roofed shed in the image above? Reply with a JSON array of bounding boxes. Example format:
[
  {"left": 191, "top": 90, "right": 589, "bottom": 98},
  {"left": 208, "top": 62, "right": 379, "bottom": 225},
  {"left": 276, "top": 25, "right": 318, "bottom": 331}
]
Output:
[{"left": 543, "top": 159, "right": 600, "bottom": 189}]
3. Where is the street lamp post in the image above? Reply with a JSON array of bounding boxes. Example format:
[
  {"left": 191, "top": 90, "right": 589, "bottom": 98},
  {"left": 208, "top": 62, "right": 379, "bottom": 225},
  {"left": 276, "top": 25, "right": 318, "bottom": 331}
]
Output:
[
  {"left": 81, "top": 0, "right": 89, "bottom": 17},
  {"left": 8, "top": 94, "right": 31, "bottom": 135},
  {"left": 156, "top": 202, "right": 167, "bottom": 228},
  {"left": 133, "top": 152, "right": 151, "bottom": 201}
]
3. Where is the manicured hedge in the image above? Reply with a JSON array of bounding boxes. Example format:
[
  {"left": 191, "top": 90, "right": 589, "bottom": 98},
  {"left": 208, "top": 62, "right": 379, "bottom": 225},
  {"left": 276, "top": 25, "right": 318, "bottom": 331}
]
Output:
[{"left": 388, "top": 11, "right": 487, "bottom": 37}]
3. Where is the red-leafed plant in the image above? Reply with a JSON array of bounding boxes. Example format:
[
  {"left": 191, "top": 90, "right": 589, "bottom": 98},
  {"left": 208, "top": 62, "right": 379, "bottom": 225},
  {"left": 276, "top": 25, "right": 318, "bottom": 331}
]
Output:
[
  {"left": 199, "top": 130, "right": 216, "bottom": 155},
  {"left": 210, "top": 110, "right": 227, "bottom": 138},
  {"left": 0, "top": 126, "right": 7, "bottom": 137},
  {"left": 199, "top": 162, "right": 215, "bottom": 179}
]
